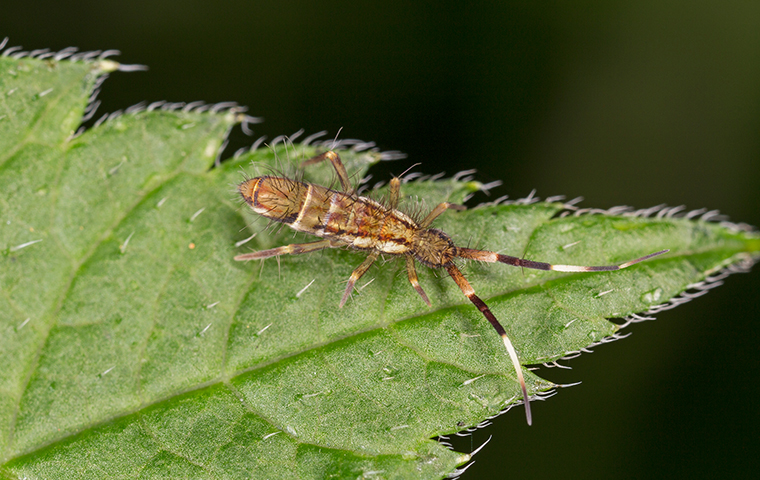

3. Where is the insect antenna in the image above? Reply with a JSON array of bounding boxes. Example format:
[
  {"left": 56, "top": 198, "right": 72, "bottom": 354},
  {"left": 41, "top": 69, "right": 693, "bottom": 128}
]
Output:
[
  {"left": 397, "top": 162, "right": 422, "bottom": 179},
  {"left": 456, "top": 248, "right": 670, "bottom": 272},
  {"left": 445, "top": 263, "right": 532, "bottom": 425},
  {"left": 330, "top": 127, "right": 344, "bottom": 151}
]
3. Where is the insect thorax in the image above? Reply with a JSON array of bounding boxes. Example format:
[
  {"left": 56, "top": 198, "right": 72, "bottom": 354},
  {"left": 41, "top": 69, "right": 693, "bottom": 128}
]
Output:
[{"left": 411, "top": 228, "right": 457, "bottom": 268}]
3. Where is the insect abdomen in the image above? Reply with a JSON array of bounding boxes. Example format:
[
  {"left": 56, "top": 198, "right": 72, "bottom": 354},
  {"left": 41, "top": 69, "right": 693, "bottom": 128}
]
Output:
[
  {"left": 239, "top": 176, "right": 309, "bottom": 224},
  {"left": 239, "top": 176, "right": 417, "bottom": 254}
]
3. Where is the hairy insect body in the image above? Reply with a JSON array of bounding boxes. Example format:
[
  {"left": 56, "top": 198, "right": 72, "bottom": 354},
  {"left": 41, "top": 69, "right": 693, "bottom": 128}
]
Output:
[
  {"left": 411, "top": 229, "right": 457, "bottom": 268},
  {"left": 240, "top": 174, "right": 440, "bottom": 259},
  {"left": 239, "top": 176, "right": 305, "bottom": 225},
  {"left": 236, "top": 151, "right": 668, "bottom": 426}
]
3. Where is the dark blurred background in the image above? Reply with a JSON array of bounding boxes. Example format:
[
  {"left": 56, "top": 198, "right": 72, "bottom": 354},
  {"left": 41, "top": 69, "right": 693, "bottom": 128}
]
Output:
[{"left": 4, "top": 1, "right": 759, "bottom": 478}]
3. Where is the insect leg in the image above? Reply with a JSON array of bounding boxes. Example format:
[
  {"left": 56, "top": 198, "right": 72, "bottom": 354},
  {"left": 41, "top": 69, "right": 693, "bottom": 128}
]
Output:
[
  {"left": 234, "top": 239, "right": 333, "bottom": 261},
  {"left": 456, "top": 247, "right": 669, "bottom": 272},
  {"left": 340, "top": 251, "right": 380, "bottom": 307},
  {"left": 406, "top": 256, "right": 431, "bottom": 306},
  {"left": 302, "top": 150, "right": 354, "bottom": 193},
  {"left": 419, "top": 202, "right": 467, "bottom": 228},
  {"left": 389, "top": 177, "right": 401, "bottom": 209},
  {"left": 445, "top": 263, "right": 532, "bottom": 425}
]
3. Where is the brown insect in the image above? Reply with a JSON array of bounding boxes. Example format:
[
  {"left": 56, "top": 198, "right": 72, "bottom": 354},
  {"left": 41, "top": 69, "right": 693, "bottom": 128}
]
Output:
[{"left": 235, "top": 150, "right": 668, "bottom": 425}]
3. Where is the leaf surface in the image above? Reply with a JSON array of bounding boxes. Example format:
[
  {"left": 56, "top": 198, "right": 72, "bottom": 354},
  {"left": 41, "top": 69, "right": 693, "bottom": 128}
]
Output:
[{"left": 1, "top": 53, "right": 757, "bottom": 479}]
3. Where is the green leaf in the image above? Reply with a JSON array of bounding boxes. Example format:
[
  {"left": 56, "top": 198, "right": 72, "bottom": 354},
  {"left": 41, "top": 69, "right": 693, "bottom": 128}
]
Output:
[{"left": 1, "top": 51, "right": 758, "bottom": 480}]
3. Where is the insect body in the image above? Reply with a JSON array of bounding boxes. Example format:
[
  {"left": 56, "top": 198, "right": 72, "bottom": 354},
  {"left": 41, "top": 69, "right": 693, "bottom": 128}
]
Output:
[{"left": 235, "top": 150, "right": 668, "bottom": 425}]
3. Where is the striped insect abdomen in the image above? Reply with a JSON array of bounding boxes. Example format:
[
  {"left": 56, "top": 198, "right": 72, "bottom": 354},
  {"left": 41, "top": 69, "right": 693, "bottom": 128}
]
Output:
[
  {"left": 239, "top": 176, "right": 417, "bottom": 255},
  {"left": 239, "top": 176, "right": 309, "bottom": 224}
]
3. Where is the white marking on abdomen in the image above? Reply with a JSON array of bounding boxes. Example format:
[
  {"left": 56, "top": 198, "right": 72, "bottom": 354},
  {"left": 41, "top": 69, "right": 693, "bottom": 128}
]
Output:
[{"left": 290, "top": 184, "right": 314, "bottom": 230}]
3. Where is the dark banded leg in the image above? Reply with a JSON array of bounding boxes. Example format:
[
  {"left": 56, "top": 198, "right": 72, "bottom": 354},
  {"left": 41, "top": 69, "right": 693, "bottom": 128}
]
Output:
[
  {"left": 302, "top": 150, "right": 354, "bottom": 193},
  {"left": 420, "top": 202, "right": 467, "bottom": 228},
  {"left": 456, "top": 247, "right": 670, "bottom": 272},
  {"left": 406, "top": 256, "right": 431, "bottom": 306},
  {"left": 340, "top": 251, "right": 380, "bottom": 308},
  {"left": 234, "top": 239, "right": 332, "bottom": 261},
  {"left": 445, "top": 263, "right": 532, "bottom": 425}
]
